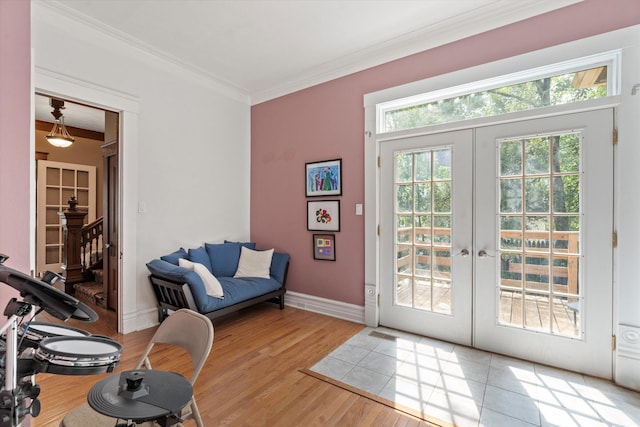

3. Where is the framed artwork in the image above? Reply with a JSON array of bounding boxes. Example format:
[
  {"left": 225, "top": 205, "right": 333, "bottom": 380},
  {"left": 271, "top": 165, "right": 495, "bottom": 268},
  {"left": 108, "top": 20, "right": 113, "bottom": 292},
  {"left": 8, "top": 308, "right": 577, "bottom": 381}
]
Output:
[
  {"left": 307, "top": 200, "right": 340, "bottom": 231},
  {"left": 313, "top": 234, "right": 336, "bottom": 261},
  {"left": 305, "top": 158, "right": 342, "bottom": 197}
]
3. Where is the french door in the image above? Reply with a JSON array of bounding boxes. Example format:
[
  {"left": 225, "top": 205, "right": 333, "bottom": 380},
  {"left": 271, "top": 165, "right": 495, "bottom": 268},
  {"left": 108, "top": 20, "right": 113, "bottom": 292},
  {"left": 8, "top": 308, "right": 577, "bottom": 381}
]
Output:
[
  {"left": 36, "top": 160, "right": 96, "bottom": 277},
  {"left": 380, "top": 129, "right": 473, "bottom": 345},
  {"left": 380, "top": 109, "right": 613, "bottom": 377}
]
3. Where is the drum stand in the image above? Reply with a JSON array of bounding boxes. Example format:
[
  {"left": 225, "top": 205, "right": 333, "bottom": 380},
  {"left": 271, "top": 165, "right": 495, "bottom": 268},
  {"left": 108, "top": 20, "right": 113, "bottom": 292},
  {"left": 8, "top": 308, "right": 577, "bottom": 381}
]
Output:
[
  {"left": 0, "top": 256, "right": 102, "bottom": 426},
  {"left": 0, "top": 299, "right": 41, "bottom": 427}
]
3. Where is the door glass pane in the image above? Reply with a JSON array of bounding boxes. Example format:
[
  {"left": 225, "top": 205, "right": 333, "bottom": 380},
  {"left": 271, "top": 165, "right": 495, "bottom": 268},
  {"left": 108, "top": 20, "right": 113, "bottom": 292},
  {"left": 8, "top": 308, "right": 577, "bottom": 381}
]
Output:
[
  {"left": 46, "top": 208, "right": 60, "bottom": 225},
  {"left": 45, "top": 226, "right": 59, "bottom": 245},
  {"left": 498, "top": 132, "right": 582, "bottom": 337},
  {"left": 46, "top": 246, "right": 60, "bottom": 264},
  {"left": 46, "top": 188, "right": 60, "bottom": 205},
  {"left": 61, "top": 169, "right": 75, "bottom": 187},
  {"left": 394, "top": 147, "right": 452, "bottom": 314},
  {"left": 46, "top": 167, "right": 60, "bottom": 185},
  {"left": 525, "top": 137, "right": 550, "bottom": 174},
  {"left": 76, "top": 189, "right": 89, "bottom": 206},
  {"left": 61, "top": 188, "right": 75, "bottom": 205},
  {"left": 77, "top": 170, "right": 89, "bottom": 188}
]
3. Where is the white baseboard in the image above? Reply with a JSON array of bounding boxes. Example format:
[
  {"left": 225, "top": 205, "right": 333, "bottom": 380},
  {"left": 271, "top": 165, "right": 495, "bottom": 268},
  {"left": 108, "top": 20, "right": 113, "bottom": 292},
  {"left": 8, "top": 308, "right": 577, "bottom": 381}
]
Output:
[
  {"left": 127, "top": 293, "right": 364, "bottom": 333},
  {"left": 125, "top": 307, "right": 159, "bottom": 333},
  {"left": 616, "top": 324, "right": 640, "bottom": 391},
  {"left": 285, "top": 291, "right": 365, "bottom": 324}
]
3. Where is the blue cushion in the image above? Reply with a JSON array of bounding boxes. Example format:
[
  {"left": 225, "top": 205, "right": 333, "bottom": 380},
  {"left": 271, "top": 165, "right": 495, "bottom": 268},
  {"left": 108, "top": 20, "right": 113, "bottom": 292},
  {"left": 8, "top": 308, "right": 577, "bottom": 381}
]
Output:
[
  {"left": 224, "top": 240, "right": 257, "bottom": 250},
  {"left": 205, "top": 242, "right": 242, "bottom": 277},
  {"left": 146, "top": 259, "right": 208, "bottom": 313},
  {"left": 270, "top": 252, "right": 290, "bottom": 284},
  {"left": 188, "top": 247, "right": 212, "bottom": 272},
  {"left": 197, "top": 277, "right": 282, "bottom": 313},
  {"left": 160, "top": 247, "right": 188, "bottom": 265}
]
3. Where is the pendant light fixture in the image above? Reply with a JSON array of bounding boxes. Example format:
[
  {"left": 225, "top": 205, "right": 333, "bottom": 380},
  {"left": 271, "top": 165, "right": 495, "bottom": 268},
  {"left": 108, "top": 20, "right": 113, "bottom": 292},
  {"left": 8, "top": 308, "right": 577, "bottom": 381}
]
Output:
[{"left": 45, "top": 98, "right": 75, "bottom": 148}]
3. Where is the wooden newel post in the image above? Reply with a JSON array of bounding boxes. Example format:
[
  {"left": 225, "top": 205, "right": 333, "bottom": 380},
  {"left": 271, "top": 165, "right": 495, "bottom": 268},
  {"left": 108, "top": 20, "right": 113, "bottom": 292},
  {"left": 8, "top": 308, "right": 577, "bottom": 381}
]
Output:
[{"left": 58, "top": 196, "right": 87, "bottom": 293}]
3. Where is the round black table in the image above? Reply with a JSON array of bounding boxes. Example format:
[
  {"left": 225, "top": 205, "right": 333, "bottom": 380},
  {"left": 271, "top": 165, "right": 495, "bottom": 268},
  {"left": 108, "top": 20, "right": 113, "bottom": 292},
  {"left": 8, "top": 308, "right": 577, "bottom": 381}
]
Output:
[{"left": 88, "top": 369, "right": 192, "bottom": 424}]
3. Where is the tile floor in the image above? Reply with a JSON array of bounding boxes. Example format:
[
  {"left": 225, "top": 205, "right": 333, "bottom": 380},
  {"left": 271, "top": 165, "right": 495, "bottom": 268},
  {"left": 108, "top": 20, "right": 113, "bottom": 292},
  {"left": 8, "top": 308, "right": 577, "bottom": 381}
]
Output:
[{"left": 310, "top": 327, "right": 640, "bottom": 427}]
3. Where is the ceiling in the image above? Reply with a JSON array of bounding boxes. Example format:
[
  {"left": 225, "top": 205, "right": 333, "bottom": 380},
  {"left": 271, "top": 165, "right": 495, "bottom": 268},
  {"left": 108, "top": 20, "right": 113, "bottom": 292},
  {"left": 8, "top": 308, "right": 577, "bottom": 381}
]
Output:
[
  {"left": 35, "top": 95, "right": 106, "bottom": 133},
  {"left": 34, "top": 0, "right": 580, "bottom": 132}
]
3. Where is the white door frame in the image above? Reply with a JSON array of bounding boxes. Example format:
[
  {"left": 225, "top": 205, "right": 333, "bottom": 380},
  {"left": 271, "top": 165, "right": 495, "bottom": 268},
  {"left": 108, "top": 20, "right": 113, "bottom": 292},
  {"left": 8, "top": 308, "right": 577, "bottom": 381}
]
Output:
[
  {"left": 364, "top": 24, "right": 640, "bottom": 390},
  {"left": 34, "top": 67, "right": 139, "bottom": 334}
]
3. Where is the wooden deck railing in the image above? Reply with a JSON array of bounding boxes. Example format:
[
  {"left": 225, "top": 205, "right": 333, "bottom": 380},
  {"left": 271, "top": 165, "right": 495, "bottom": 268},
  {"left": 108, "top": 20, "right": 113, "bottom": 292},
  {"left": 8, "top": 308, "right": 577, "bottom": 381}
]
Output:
[{"left": 396, "top": 227, "right": 579, "bottom": 294}]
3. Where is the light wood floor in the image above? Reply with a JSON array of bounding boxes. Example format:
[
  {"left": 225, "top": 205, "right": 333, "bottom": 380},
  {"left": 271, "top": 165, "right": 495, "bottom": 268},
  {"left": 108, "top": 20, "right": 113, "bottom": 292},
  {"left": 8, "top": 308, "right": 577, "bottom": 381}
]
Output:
[{"left": 32, "top": 304, "right": 443, "bottom": 426}]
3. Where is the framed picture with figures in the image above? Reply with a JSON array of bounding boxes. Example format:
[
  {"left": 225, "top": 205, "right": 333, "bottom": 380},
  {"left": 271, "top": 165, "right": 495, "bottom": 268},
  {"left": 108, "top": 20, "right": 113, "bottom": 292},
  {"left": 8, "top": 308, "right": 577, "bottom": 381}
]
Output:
[{"left": 305, "top": 159, "right": 342, "bottom": 197}]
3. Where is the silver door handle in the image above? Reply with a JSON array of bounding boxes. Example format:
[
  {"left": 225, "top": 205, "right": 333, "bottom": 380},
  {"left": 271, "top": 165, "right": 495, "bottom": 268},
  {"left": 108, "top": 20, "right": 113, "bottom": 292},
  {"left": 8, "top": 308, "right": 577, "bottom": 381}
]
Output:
[
  {"left": 457, "top": 249, "right": 470, "bottom": 257},
  {"left": 478, "top": 250, "right": 495, "bottom": 258}
]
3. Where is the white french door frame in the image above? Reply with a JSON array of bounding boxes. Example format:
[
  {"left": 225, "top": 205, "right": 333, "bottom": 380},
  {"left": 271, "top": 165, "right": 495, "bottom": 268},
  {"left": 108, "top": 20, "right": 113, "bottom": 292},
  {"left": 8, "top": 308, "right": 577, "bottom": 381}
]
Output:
[{"left": 369, "top": 107, "right": 615, "bottom": 378}]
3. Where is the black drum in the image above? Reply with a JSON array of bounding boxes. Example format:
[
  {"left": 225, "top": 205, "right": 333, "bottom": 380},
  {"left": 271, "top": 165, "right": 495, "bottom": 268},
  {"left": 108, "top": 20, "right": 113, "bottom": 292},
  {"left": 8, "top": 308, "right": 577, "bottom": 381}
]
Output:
[
  {"left": 18, "top": 322, "right": 90, "bottom": 350},
  {"left": 34, "top": 336, "right": 122, "bottom": 375}
]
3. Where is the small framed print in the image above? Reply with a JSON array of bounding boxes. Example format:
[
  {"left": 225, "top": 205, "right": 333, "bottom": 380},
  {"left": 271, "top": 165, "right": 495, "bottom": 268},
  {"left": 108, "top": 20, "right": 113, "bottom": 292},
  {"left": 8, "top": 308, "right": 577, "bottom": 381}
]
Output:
[
  {"left": 313, "top": 234, "right": 336, "bottom": 261},
  {"left": 307, "top": 200, "right": 340, "bottom": 231},
  {"left": 305, "top": 158, "right": 342, "bottom": 197}
]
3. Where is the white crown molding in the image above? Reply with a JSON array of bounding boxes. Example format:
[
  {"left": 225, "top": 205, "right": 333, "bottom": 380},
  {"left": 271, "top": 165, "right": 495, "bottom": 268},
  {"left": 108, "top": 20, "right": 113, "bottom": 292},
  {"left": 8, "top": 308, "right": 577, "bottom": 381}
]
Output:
[
  {"left": 251, "top": 0, "right": 582, "bottom": 104},
  {"left": 33, "top": 1, "right": 250, "bottom": 105},
  {"left": 34, "top": 0, "right": 581, "bottom": 106}
]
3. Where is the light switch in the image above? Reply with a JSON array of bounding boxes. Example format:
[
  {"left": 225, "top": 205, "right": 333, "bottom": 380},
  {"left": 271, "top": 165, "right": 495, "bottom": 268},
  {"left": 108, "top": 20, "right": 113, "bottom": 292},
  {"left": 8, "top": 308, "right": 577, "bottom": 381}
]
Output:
[{"left": 355, "top": 204, "right": 363, "bottom": 215}]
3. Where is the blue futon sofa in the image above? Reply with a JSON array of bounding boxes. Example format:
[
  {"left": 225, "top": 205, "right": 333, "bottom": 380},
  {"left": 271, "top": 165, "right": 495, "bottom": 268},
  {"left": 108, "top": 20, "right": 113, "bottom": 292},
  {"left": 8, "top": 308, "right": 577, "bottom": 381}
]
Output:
[{"left": 146, "top": 241, "right": 289, "bottom": 322}]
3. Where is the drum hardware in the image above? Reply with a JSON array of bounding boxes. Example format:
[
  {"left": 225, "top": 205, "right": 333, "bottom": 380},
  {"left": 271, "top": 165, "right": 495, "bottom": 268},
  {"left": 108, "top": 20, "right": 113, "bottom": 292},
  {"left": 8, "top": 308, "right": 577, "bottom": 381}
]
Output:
[
  {"left": 0, "top": 254, "right": 122, "bottom": 426},
  {"left": 40, "top": 271, "right": 64, "bottom": 287},
  {"left": 0, "top": 298, "right": 40, "bottom": 427},
  {"left": 120, "top": 371, "right": 149, "bottom": 399},
  {"left": 0, "top": 269, "right": 98, "bottom": 323}
]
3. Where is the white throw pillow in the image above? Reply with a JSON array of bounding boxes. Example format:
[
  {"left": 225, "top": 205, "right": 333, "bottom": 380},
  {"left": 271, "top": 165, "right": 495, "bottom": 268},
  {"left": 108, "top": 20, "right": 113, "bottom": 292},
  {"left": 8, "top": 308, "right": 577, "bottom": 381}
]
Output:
[
  {"left": 179, "top": 258, "right": 224, "bottom": 299},
  {"left": 234, "top": 247, "right": 274, "bottom": 279}
]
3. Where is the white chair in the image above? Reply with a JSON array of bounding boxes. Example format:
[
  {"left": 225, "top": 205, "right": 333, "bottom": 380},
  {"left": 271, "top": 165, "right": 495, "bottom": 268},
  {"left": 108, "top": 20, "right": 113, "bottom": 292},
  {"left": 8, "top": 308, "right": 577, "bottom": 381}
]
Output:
[{"left": 60, "top": 309, "right": 214, "bottom": 427}]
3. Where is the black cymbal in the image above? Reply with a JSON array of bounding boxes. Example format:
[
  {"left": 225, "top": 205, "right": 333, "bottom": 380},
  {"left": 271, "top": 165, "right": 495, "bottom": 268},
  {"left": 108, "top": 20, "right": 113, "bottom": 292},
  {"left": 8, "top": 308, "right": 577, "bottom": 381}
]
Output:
[
  {"left": 70, "top": 300, "right": 98, "bottom": 322},
  {"left": 0, "top": 266, "right": 97, "bottom": 322}
]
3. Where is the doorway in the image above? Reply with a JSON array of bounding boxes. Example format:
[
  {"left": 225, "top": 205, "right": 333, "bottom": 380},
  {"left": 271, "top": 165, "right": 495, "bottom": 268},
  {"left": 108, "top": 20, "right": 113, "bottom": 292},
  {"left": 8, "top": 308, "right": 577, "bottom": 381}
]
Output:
[
  {"left": 35, "top": 94, "right": 120, "bottom": 330},
  {"left": 379, "top": 109, "right": 614, "bottom": 378}
]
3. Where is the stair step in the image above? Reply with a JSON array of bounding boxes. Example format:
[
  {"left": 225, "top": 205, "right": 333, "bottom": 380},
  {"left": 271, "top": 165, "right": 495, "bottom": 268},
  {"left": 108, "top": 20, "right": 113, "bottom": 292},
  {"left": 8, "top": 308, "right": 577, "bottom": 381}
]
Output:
[
  {"left": 92, "top": 269, "right": 104, "bottom": 284},
  {"left": 73, "top": 281, "right": 106, "bottom": 308}
]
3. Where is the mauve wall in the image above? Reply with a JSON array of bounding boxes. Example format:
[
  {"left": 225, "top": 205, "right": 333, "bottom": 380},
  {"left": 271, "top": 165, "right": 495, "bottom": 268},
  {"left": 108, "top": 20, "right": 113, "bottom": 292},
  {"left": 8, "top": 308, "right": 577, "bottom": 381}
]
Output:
[
  {"left": 251, "top": 0, "right": 640, "bottom": 306},
  {"left": 0, "top": 1, "right": 31, "bottom": 294},
  {"left": 0, "top": 1, "right": 30, "bottom": 422}
]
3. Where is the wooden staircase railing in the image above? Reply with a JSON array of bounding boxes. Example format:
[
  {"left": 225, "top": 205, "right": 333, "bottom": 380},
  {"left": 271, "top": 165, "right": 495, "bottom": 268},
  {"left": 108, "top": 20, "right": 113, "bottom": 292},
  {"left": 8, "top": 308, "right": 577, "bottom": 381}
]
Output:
[
  {"left": 80, "top": 216, "right": 104, "bottom": 276},
  {"left": 59, "top": 201, "right": 104, "bottom": 293}
]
